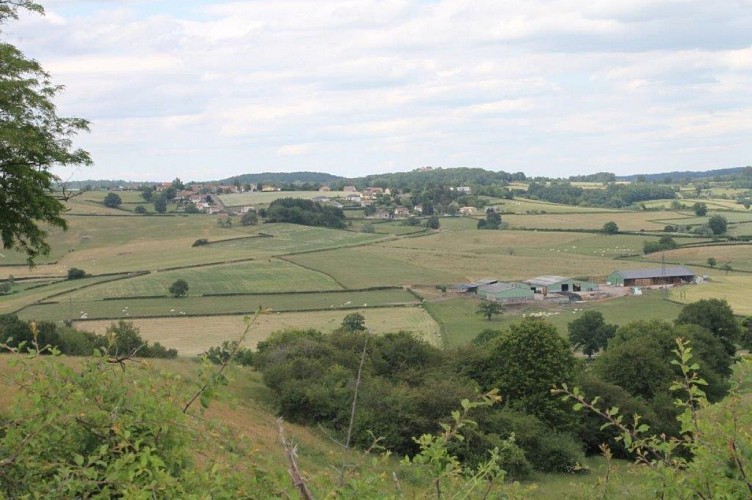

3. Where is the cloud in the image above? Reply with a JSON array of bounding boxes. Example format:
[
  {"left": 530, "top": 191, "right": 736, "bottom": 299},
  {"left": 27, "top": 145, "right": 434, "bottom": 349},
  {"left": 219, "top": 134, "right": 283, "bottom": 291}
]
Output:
[{"left": 5, "top": 0, "right": 751, "bottom": 180}]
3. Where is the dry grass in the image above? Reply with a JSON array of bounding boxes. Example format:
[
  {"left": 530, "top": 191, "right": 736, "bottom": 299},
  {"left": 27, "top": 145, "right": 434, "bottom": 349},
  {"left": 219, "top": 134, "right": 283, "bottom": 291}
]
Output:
[
  {"left": 75, "top": 307, "right": 441, "bottom": 355},
  {"left": 669, "top": 275, "right": 752, "bottom": 315}
]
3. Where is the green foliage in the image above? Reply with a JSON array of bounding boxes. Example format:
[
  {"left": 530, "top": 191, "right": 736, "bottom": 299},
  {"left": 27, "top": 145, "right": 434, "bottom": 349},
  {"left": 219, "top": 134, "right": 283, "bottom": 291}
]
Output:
[
  {"left": 472, "top": 328, "right": 503, "bottom": 346},
  {"left": 154, "top": 196, "right": 167, "bottom": 214},
  {"left": 103, "top": 192, "right": 122, "bottom": 208},
  {"left": 482, "top": 318, "right": 576, "bottom": 429},
  {"left": 67, "top": 267, "right": 86, "bottom": 280},
  {"left": 526, "top": 181, "right": 675, "bottom": 208},
  {"left": 133, "top": 205, "right": 147, "bottom": 214},
  {"left": 675, "top": 298, "right": 739, "bottom": 355},
  {"left": 557, "top": 338, "right": 752, "bottom": 499},
  {"left": 707, "top": 256, "right": 717, "bottom": 268},
  {"left": 424, "top": 215, "right": 440, "bottom": 229},
  {"left": 568, "top": 310, "right": 616, "bottom": 358},
  {"left": 708, "top": 214, "right": 728, "bottom": 235},
  {"left": 192, "top": 238, "right": 209, "bottom": 247},
  {"left": 475, "top": 301, "right": 504, "bottom": 320},
  {"left": 202, "top": 340, "right": 254, "bottom": 366},
  {"left": 359, "top": 222, "right": 375, "bottom": 233},
  {"left": 169, "top": 279, "right": 189, "bottom": 298},
  {"left": 693, "top": 201, "right": 708, "bottom": 216},
  {"left": 601, "top": 221, "right": 618, "bottom": 234},
  {"left": 340, "top": 312, "right": 366, "bottom": 332},
  {"left": 105, "top": 320, "right": 177, "bottom": 358},
  {"left": 477, "top": 210, "right": 502, "bottom": 230},
  {"left": 240, "top": 210, "right": 258, "bottom": 226},
  {"left": 265, "top": 198, "right": 346, "bottom": 229},
  {"left": 643, "top": 235, "right": 679, "bottom": 254},
  {"left": 0, "top": 3, "right": 92, "bottom": 265}
]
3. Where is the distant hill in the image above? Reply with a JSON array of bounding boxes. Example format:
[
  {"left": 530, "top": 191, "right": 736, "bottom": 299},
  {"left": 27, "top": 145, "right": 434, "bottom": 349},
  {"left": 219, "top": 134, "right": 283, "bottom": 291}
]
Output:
[
  {"left": 618, "top": 166, "right": 751, "bottom": 182},
  {"left": 217, "top": 171, "right": 343, "bottom": 186}
]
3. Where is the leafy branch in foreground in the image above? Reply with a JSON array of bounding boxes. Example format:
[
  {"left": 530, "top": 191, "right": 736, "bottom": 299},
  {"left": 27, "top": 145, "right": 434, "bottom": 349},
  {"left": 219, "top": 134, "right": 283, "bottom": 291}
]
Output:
[{"left": 554, "top": 337, "right": 752, "bottom": 498}]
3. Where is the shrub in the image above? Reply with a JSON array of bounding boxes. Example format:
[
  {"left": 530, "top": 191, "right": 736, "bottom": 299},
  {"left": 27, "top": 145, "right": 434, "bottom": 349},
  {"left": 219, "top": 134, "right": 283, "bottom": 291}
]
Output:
[
  {"left": 134, "top": 205, "right": 147, "bottom": 214},
  {"left": 169, "top": 279, "right": 189, "bottom": 297},
  {"left": 103, "top": 192, "right": 122, "bottom": 208},
  {"left": 192, "top": 238, "right": 209, "bottom": 247},
  {"left": 67, "top": 267, "right": 86, "bottom": 280}
]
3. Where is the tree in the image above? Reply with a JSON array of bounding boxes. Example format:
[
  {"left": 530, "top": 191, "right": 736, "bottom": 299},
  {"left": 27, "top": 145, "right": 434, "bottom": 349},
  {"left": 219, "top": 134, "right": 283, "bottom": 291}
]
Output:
[
  {"left": 134, "top": 205, "right": 147, "bottom": 214},
  {"left": 707, "top": 257, "right": 717, "bottom": 268},
  {"left": 601, "top": 221, "right": 619, "bottom": 234},
  {"left": 154, "top": 196, "right": 167, "bottom": 214},
  {"left": 675, "top": 298, "right": 740, "bottom": 355},
  {"left": 340, "top": 312, "right": 366, "bottom": 332},
  {"left": 67, "top": 267, "right": 86, "bottom": 280},
  {"left": 0, "top": 2, "right": 92, "bottom": 265},
  {"left": 567, "top": 310, "right": 616, "bottom": 359},
  {"left": 425, "top": 215, "right": 440, "bottom": 229},
  {"left": 693, "top": 202, "right": 708, "bottom": 216},
  {"left": 721, "top": 262, "right": 733, "bottom": 275},
  {"left": 476, "top": 301, "right": 504, "bottom": 321},
  {"left": 169, "top": 279, "right": 189, "bottom": 298},
  {"left": 240, "top": 210, "right": 258, "bottom": 226},
  {"left": 477, "top": 211, "right": 501, "bottom": 230},
  {"left": 171, "top": 177, "right": 184, "bottom": 190},
  {"left": 708, "top": 214, "right": 728, "bottom": 235},
  {"left": 103, "top": 192, "right": 122, "bottom": 208}
]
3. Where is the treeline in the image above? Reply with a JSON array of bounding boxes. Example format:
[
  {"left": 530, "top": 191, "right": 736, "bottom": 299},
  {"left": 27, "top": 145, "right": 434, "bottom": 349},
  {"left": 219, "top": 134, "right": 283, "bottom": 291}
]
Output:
[
  {"left": 526, "top": 181, "right": 676, "bottom": 208},
  {"left": 220, "top": 171, "right": 342, "bottom": 187},
  {"left": 568, "top": 172, "right": 616, "bottom": 183},
  {"left": 0, "top": 316, "right": 177, "bottom": 358},
  {"left": 349, "top": 167, "right": 524, "bottom": 194},
  {"left": 265, "top": 198, "right": 346, "bottom": 229},
  {"left": 250, "top": 299, "right": 744, "bottom": 478}
]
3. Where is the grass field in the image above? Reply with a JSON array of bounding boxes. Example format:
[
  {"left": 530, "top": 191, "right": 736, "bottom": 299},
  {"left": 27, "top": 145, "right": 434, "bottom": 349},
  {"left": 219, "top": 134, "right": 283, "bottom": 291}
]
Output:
[
  {"left": 426, "top": 292, "right": 685, "bottom": 347},
  {"left": 18, "top": 288, "right": 419, "bottom": 322},
  {"left": 490, "top": 198, "right": 622, "bottom": 214},
  {"left": 669, "top": 275, "right": 752, "bottom": 315},
  {"left": 75, "top": 306, "right": 441, "bottom": 355},
  {"left": 67, "top": 259, "right": 342, "bottom": 298},
  {"left": 218, "top": 191, "right": 350, "bottom": 207},
  {"left": 641, "top": 244, "right": 752, "bottom": 272},
  {"left": 501, "top": 211, "right": 684, "bottom": 232}
]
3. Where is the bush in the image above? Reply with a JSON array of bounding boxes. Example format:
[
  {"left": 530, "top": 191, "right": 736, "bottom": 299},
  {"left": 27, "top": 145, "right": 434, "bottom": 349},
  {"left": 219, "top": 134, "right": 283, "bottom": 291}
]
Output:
[
  {"left": 169, "top": 279, "right": 189, "bottom": 298},
  {"left": 535, "top": 432, "right": 585, "bottom": 473},
  {"left": 192, "top": 238, "right": 209, "bottom": 247},
  {"left": 602, "top": 221, "right": 618, "bottom": 234},
  {"left": 359, "top": 223, "right": 375, "bottom": 233},
  {"left": 103, "top": 192, "right": 122, "bottom": 208},
  {"left": 67, "top": 267, "right": 86, "bottom": 280},
  {"left": 203, "top": 340, "right": 254, "bottom": 366}
]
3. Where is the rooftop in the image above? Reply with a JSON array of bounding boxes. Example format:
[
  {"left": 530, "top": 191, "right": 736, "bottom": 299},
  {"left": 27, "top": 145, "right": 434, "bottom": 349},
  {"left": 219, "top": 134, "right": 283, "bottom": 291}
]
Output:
[
  {"left": 478, "top": 282, "right": 525, "bottom": 293},
  {"left": 524, "top": 275, "right": 570, "bottom": 287}
]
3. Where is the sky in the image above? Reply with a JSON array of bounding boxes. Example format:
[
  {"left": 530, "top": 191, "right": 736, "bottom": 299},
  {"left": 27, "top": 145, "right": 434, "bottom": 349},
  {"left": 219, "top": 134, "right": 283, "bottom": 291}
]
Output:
[{"left": 7, "top": 0, "right": 752, "bottom": 182}]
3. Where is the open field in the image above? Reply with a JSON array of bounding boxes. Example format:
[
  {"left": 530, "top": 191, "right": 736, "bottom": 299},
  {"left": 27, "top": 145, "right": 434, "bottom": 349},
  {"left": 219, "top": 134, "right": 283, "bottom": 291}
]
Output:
[
  {"left": 425, "top": 292, "right": 685, "bottom": 347},
  {"left": 490, "top": 198, "right": 622, "bottom": 214},
  {"left": 18, "top": 288, "right": 419, "bottom": 321},
  {"left": 641, "top": 244, "right": 752, "bottom": 272},
  {"left": 669, "top": 275, "right": 752, "bottom": 316},
  {"left": 67, "top": 259, "right": 341, "bottom": 298},
  {"left": 502, "top": 211, "right": 679, "bottom": 231},
  {"left": 74, "top": 306, "right": 440, "bottom": 355},
  {"left": 218, "top": 191, "right": 349, "bottom": 207},
  {"left": 286, "top": 247, "right": 468, "bottom": 287}
]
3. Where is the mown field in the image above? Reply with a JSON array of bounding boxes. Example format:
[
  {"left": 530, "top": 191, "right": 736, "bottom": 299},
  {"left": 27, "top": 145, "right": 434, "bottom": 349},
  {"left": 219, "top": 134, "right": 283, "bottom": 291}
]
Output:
[
  {"left": 218, "top": 191, "right": 349, "bottom": 207},
  {"left": 75, "top": 306, "right": 441, "bottom": 355},
  {"left": 19, "top": 289, "right": 418, "bottom": 322}
]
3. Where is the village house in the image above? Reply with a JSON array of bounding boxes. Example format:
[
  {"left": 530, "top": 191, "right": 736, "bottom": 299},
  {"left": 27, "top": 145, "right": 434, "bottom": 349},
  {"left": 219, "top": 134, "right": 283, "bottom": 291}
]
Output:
[
  {"left": 459, "top": 206, "right": 477, "bottom": 216},
  {"left": 343, "top": 185, "right": 358, "bottom": 192},
  {"left": 393, "top": 207, "right": 410, "bottom": 217}
]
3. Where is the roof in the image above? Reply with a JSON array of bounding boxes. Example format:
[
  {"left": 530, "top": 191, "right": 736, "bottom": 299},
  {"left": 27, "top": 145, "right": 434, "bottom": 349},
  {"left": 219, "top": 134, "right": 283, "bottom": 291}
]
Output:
[
  {"left": 524, "top": 275, "right": 571, "bottom": 287},
  {"left": 613, "top": 266, "right": 696, "bottom": 280},
  {"left": 475, "top": 278, "right": 498, "bottom": 285},
  {"left": 478, "top": 282, "right": 525, "bottom": 294}
]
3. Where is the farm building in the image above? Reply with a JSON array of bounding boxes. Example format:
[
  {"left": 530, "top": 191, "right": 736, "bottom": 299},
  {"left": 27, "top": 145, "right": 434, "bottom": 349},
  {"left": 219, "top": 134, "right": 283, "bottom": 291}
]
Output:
[
  {"left": 607, "top": 266, "right": 696, "bottom": 287},
  {"left": 524, "top": 276, "right": 598, "bottom": 294},
  {"left": 475, "top": 278, "right": 498, "bottom": 286},
  {"left": 477, "top": 282, "right": 534, "bottom": 303}
]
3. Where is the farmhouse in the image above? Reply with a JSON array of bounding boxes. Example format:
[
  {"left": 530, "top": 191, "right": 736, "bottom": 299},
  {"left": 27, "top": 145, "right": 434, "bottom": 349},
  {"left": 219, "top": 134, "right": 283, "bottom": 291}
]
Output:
[
  {"left": 477, "top": 282, "right": 534, "bottom": 303},
  {"left": 524, "top": 276, "right": 598, "bottom": 294},
  {"left": 459, "top": 206, "right": 477, "bottom": 216},
  {"left": 607, "top": 266, "right": 696, "bottom": 287}
]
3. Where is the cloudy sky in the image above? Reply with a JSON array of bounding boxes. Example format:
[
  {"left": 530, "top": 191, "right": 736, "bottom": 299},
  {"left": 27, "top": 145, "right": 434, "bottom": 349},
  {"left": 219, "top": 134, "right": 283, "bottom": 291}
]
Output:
[{"left": 8, "top": 0, "right": 752, "bottom": 181}]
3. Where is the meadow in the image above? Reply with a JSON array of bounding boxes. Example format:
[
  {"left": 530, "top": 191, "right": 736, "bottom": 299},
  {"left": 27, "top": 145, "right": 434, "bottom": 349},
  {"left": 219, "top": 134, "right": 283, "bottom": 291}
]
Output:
[
  {"left": 19, "top": 288, "right": 418, "bottom": 322},
  {"left": 218, "top": 190, "right": 349, "bottom": 207},
  {"left": 75, "top": 306, "right": 441, "bottom": 355}
]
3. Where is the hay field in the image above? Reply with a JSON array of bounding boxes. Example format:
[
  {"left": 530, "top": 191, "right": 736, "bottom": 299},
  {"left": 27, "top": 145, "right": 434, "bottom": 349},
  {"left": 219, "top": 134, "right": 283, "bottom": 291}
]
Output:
[
  {"left": 641, "top": 244, "right": 752, "bottom": 272},
  {"left": 490, "top": 198, "right": 621, "bottom": 214},
  {"left": 218, "top": 191, "right": 349, "bottom": 207},
  {"left": 18, "top": 289, "right": 418, "bottom": 321},
  {"left": 68, "top": 260, "right": 341, "bottom": 299},
  {"left": 501, "top": 212, "right": 676, "bottom": 231},
  {"left": 75, "top": 307, "right": 441, "bottom": 355},
  {"left": 669, "top": 275, "right": 752, "bottom": 316}
]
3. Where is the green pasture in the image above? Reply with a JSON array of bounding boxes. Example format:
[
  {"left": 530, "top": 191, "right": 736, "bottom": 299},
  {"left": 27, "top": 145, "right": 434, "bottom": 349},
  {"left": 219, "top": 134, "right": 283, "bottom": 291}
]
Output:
[
  {"left": 669, "top": 275, "right": 752, "bottom": 316},
  {"left": 18, "top": 288, "right": 418, "bottom": 322},
  {"left": 641, "top": 244, "right": 752, "bottom": 272},
  {"left": 501, "top": 211, "right": 682, "bottom": 232},
  {"left": 426, "top": 292, "right": 684, "bottom": 347},
  {"left": 677, "top": 198, "right": 748, "bottom": 211},
  {"left": 364, "top": 221, "right": 429, "bottom": 235},
  {"left": 207, "top": 223, "right": 389, "bottom": 256},
  {"left": 368, "top": 241, "right": 625, "bottom": 281},
  {"left": 432, "top": 216, "right": 480, "bottom": 231},
  {"left": 73, "top": 306, "right": 440, "bottom": 356},
  {"left": 285, "top": 246, "right": 467, "bottom": 288},
  {"left": 491, "top": 198, "right": 621, "bottom": 214},
  {"left": 218, "top": 191, "right": 349, "bottom": 207},
  {"left": 654, "top": 211, "right": 752, "bottom": 225},
  {"left": 0, "top": 273, "right": 132, "bottom": 316},
  {"left": 66, "top": 259, "right": 342, "bottom": 299}
]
